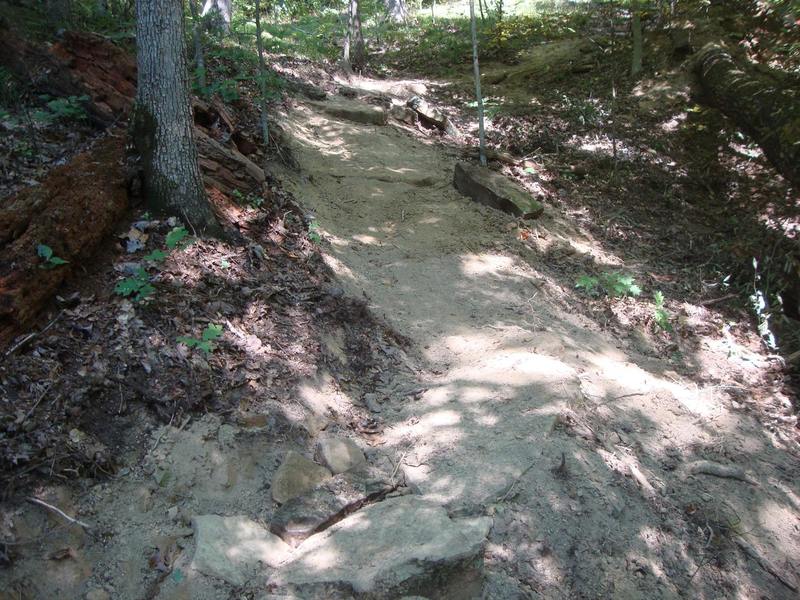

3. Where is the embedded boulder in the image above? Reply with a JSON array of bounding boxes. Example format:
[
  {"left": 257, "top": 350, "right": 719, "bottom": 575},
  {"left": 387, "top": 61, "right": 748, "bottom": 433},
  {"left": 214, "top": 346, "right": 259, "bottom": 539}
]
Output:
[
  {"left": 191, "top": 515, "right": 292, "bottom": 586},
  {"left": 308, "top": 99, "right": 388, "bottom": 126},
  {"left": 453, "top": 162, "right": 544, "bottom": 219}
]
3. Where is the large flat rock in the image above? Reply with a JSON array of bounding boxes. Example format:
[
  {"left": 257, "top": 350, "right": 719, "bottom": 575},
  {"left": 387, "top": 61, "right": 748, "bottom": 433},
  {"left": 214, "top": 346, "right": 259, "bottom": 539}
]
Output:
[
  {"left": 267, "top": 495, "right": 492, "bottom": 599},
  {"left": 309, "top": 99, "right": 388, "bottom": 126},
  {"left": 191, "top": 515, "right": 292, "bottom": 586},
  {"left": 270, "top": 466, "right": 396, "bottom": 546},
  {"left": 453, "top": 162, "right": 544, "bottom": 219}
]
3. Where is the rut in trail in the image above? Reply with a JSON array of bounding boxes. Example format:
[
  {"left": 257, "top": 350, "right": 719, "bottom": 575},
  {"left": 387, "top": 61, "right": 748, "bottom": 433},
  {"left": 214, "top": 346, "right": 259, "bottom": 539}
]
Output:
[{"left": 277, "top": 94, "right": 800, "bottom": 599}]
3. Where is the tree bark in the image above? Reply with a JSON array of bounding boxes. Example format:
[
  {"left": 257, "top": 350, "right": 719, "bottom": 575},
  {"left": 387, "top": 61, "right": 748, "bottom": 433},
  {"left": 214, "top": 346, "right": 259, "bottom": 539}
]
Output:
[
  {"left": 383, "top": 0, "right": 407, "bottom": 23},
  {"left": 133, "top": 0, "right": 221, "bottom": 235},
  {"left": 692, "top": 43, "right": 800, "bottom": 187},
  {"left": 470, "top": 0, "right": 486, "bottom": 166},
  {"left": 254, "top": 0, "right": 270, "bottom": 146},
  {"left": 188, "top": 0, "right": 207, "bottom": 93},
  {"left": 201, "top": 0, "right": 231, "bottom": 32},
  {"left": 631, "top": 0, "right": 643, "bottom": 76},
  {"left": 343, "top": 0, "right": 365, "bottom": 72}
]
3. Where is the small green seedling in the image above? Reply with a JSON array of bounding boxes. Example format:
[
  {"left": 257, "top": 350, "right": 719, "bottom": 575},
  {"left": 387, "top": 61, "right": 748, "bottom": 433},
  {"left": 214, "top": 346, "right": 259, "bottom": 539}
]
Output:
[
  {"left": 143, "top": 249, "right": 168, "bottom": 263},
  {"left": 165, "top": 226, "right": 191, "bottom": 250},
  {"left": 177, "top": 323, "right": 224, "bottom": 354},
  {"left": 114, "top": 267, "right": 155, "bottom": 303},
  {"left": 37, "top": 244, "right": 68, "bottom": 269},
  {"left": 575, "top": 272, "right": 641, "bottom": 298},
  {"left": 653, "top": 290, "right": 672, "bottom": 331},
  {"left": 308, "top": 222, "right": 322, "bottom": 244},
  {"left": 575, "top": 274, "right": 600, "bottom": 296}
]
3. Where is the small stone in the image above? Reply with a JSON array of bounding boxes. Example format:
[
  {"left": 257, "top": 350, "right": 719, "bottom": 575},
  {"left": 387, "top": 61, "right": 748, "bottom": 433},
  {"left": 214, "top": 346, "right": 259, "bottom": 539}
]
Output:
[
  {"left": 271, "top": 451, "right": 331, "bottom": 504},
  {"left": 86, "top": 590, "right": 110, "bottom": 600},
  {"left": 315, "top": 436, "right": 366, "bottom": 475},
  {"left": 363, "top": 393, "right": 383, "bottom": 414},
  {"left": 167, "top": 505, "right": 179, "bottom": 520},
  {"left": 304, "top": 413, "right": 329, "bottom": 436},
  {"left": 191, "top": 515, "right": 291, "bottom": 586}
]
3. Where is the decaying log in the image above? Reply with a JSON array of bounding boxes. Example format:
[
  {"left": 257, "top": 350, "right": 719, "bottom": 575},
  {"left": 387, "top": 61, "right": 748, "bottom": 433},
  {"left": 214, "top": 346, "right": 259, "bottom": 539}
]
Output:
[
  {"left": 194, "top": 128, "right": 266, "bottom": 196},
  {"left": 0, "top": 26, "right": 136, "bottom": 126},
  {"left": 692, "top": 43, "right": 800, "bottom": 187},
  {"left": 0, "top": 136, "right": 129, "bottom": 345}
]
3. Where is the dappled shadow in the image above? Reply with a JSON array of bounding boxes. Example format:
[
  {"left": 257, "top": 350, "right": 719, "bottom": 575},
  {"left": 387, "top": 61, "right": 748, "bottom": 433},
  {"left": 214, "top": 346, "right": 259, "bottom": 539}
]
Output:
[{"left": 265, "top": 93, "right": 800, "bottom": 597}]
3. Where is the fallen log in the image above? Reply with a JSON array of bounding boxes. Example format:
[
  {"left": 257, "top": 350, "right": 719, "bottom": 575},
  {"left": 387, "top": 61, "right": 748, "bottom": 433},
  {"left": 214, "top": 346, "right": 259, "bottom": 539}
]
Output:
[
  {"left": 692, "top": 43, "right": 800, "bottom": 187},
  {"left": 0, "top": 135, "right": 129, "bottom": 345},
  {"left": 0, "top": 27, "right": 136, "bottom": 126}
]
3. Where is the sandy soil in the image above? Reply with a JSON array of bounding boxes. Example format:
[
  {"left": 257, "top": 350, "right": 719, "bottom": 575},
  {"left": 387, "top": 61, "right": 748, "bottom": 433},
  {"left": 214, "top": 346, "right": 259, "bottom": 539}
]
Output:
[{"left": 276, "top": 93, "right": 800, "bottom": 598}]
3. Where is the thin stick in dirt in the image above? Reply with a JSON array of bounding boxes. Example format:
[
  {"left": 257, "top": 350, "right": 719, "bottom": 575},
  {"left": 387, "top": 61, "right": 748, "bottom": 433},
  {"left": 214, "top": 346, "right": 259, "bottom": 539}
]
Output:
[{"left": 27, "top": 497, "right": 92, "bottom": 532}]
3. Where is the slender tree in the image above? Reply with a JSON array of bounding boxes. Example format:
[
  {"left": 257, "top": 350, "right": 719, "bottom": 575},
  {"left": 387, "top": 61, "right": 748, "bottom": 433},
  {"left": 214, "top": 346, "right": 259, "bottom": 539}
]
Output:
[
  {"left": 133, "top": 0, "right": 221, "bottom": 235},
  {"left": 188, "top": 0, "right": 207, "bottom": 93},
  {"left": 469, "top": 0, "right": 487, "bottom": 166},
  {"left": 254, "top": 0, "right": 270, "bottom": 146},
  {"left": 631, "top": 0, "right": 643, "bottom": 76},
  {"left": 343, "top": 0, "right": 365, "bottom": 72}
]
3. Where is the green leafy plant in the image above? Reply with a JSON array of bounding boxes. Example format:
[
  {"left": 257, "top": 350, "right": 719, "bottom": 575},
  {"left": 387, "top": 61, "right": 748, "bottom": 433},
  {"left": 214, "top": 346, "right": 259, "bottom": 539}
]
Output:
[
  {"left": 33, "top": 95, "right": 89, "bottom": 123},
  {"left": 575, "top": 274, "right": 600, "bottom": 296},
  {"left": 653, "top": 291, "right": 672, "bottom": 332},
  {"left": 575, "top": 272, "right": 641, "bottom": 298},
  {"left": 232, "top": 189, "right": 263, "bottom": 209},
  {"left": 37, "top": 244, "right": 69, "bottom": 269},
  {"left": 114, "top": 267, "right": 155, "bottom": 302},
  {"left": 165, "top": 226, "right": 191, "bottom": 250},
  {"left": 307, "top": 221, "right": 322, "bottom": 244},
  {"left": 177, "top": 323, "right": 224, "bottom": 354},
  {"left": 604, "top": 273, "right": 641, "bottom": 298}
]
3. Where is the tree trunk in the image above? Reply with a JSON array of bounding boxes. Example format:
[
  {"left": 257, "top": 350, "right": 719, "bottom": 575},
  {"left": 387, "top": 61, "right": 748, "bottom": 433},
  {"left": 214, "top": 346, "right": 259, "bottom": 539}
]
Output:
[
  {"left": 201, "top": 0, "right": 231, "bottom": 32},
  {"left": 630, "top": 0, "right": 643, "bottom": 76},
  {"left": 383, "top": 0, "right": 407, "bottom": 23},
  {"left": 133, "top": 0, "right": 221, "bottom": 236},
  {"left": 188, "top": 0, "right": 207, "bottom": 93},
  {"left": 254, "top": 0, "right": 270, "bottom": 146},
  {"left": 692, "top": 43, "right": 800, "bottom": 187},
  {"left": 343, "top": 0, "right": 365, "bottom": 72},
  {"left": 469, "top": 0, "right": 486, "bottom": 166}
]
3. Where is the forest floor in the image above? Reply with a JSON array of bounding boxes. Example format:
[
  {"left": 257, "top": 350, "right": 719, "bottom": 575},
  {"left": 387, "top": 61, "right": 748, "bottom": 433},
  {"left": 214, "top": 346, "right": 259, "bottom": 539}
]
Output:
[{"left": 2, "top": 2, "right": 800, "bottom": 599}]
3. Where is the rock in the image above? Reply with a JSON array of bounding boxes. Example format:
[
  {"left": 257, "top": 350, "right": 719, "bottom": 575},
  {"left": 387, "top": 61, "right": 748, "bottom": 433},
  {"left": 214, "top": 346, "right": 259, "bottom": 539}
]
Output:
[
  {"left": 309, "top": 99, "right": 387, "bottom": 126},
  {"left": 406, "top": 96, "right": 458, "bottom": 136},
  {"left": 269, "top": 466, "right": 397, "bottom": 546},
  {"left": 315, "top": 436, "right": 366, "bottom": 474},
  {"left": 191, "top": 515, "right": 291, "bottom": 586},
  {"left": 268, "top": 495, "right": 492, "bottom": 598},
  {"left": 453, "top": 162, "right": 544, "bottom": 219},
  {"left": 271, "top": 451, "right": 332, "bottom": 504},
  {"left": 85, "top": 590, "right": 111, "bottom": 600},
  {"left": 389, "top": 104, "right": 418, "bottom": 125},
  {"left": 304, "top": 413, "right": 329, "bottom": 436},
  {"left": 362, "top": 393, "right": 383, "bottom": 414}
]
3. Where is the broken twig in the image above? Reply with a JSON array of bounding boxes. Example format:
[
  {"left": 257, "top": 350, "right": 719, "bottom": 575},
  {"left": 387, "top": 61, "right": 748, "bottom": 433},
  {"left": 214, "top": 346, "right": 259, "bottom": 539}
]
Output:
[{"left": 27, "top": 497, "right": 92, "bottom": 532}]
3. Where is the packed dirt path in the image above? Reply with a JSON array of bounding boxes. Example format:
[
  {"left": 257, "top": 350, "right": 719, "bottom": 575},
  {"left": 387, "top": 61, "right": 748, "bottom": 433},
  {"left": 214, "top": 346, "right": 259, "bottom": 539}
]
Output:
[{"left": 277, "top": 92, "right": 800, "bottom": 598}]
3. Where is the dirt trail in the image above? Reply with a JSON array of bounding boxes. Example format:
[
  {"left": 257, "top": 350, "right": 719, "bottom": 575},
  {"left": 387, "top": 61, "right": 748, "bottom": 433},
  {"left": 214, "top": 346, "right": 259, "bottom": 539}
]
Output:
[{"left": 277, "top": 94, "right": 800, "bottom": 598}]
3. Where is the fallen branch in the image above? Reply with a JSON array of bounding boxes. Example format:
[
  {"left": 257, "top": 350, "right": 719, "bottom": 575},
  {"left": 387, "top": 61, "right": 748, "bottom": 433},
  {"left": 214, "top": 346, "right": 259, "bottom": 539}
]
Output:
[
  {"left": 500, "top": 461, "right": 537, "bottom": 501},
  {"left": 4, "top": 311, "right": 63, "bottom": 358},
  {"left": 26, "top": 497, "right": 92, "bottom": 532}
]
